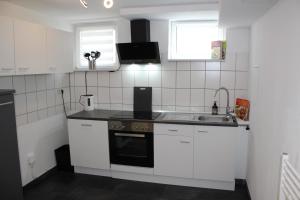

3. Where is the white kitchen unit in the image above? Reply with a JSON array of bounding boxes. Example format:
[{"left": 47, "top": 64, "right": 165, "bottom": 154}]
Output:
[
  {"left": 46, "top": 28, "right": 73, "bottom": 73},
  {"left": 194, "top": 126, "right": 236, "bottom": 182},
  {"left": 14, "top": 19, "right": 47, "bottom": 75},
  {"left": 154, "top": 124, "right": 194, "bottom": 178},
  {"left": 235, "top": 126, "right": 250, "bottom": 179},
  {"left": 68, "top": 119, "right": 110, "bottom": 170},
  {"left": 0, "top": 16, "right": 15, "bottom": 76}
]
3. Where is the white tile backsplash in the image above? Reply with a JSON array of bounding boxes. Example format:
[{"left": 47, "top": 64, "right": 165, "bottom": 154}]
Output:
[
  {"left": 162, "top": 88, "right": 176, "bottom": 105},
  {"left": 71, "top": 58, "right": 249, "bottom": 113},
  {"left": 25, "top": 75, "right": 36, "bottom": 92},
  {"left": 13, "top": 76, "right": 26, "bottom": 94},
  {"left": 176, "top": 71, "right": 190, "bottom": 88},
  {"left": 110, "top": 71, "right": 122, "bottom": 87},
  {"left": 110, "top": 88, "right": 123, "bottom": 104},
  {"left": 191, "top": 71, "right": 205, "bottom": 88},
  {"left": 98, "top": 72, "right": 110, "bottom": 87},
  {"left": 134, "top": 71, "right": 149, "bottom": 86},
  {"left": 176, "top": 89, "right": 190, "bottom": 106},
  {"left": 0, "top": 76, "right": 13, "bottom": 89},
  {"left": 86, "top": 72, "right": 97, "bottom": 86},
  {"left": 0, "top": 73, "right": 70, "bottom": 127},
  {"left": 221, "top": 71, "right": 236, "bottom": 89},
  {"left": 36, "top": 75, "right": 47, "bottom": 91},
  {"left": 149, "top": 71, "right": 161, "bottom": 88},
  {"left": 236, "top": 72, "right": 249, "bottom": 89},
  {"left": 206, "top": 71, "right": 220, "bottom": 89},
  {"left": 162, "top": 71, "right": 176, "bottom": 88}
]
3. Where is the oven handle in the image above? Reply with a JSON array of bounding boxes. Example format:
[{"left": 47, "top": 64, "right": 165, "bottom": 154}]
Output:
[{"left": 114, "top": 133, "right": 145, "bottom": 138}]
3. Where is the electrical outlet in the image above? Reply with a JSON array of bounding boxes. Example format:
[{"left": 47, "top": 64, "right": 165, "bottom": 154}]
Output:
[{"left": 27, "top": 153, "right": 35, "bottom": 167}]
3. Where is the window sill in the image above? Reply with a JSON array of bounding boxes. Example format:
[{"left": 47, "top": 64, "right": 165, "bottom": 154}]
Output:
[{"left": 168, "top": 59, "right": 225, "bottom": 62}]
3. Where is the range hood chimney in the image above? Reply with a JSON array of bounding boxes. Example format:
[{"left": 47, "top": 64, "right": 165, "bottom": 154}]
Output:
[
  {"left": 131, "top": 19, "right": 150, "bottom": 43},
  {"left": 116, "top": 19, "right": 161, "bottom": 64}
]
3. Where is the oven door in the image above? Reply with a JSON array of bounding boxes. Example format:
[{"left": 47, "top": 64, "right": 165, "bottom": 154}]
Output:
[{"left": 109, "top": 131, "right": 153, "bottom": 168}]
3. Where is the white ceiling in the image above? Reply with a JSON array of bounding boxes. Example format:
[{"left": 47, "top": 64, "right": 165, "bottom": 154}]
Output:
[
  {"left": 219, "top": 0, "right": 278, "bottom": 27},
  {"left": 0, "top": 0, "right": 217, "bottom": 22},
  {"left": 0, "top": 0, "right": 278, "bottom": 26}
]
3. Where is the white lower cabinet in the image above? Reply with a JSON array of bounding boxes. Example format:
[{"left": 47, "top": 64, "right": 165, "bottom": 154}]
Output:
[
  {"left": 154, "top": 123, "right": 237, "bottom": 183},
  {"left": 68, "top": 119, "right": 110, "bottom": 170},
  {"left": 193, "top": 126, "right": 236, "bottom": 182},
  {"left": 154, "top": 124, "right": 194, "bottom": 178}
]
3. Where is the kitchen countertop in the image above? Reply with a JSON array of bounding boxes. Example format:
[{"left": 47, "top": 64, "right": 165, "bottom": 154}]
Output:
[{"left": 68, "top": 109, "right": 239, "bottom": 127}]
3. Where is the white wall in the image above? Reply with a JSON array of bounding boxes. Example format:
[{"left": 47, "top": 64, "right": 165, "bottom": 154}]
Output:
[
  {"left": 248, "top": 0, "right": 300, "bottom": 199},
  {"left": 0, "top": 1, "right": 72, "bottom": 31},
  {"left": 71, "top": 20, "right": 250, "bottom": 113},
  {"left": 17, "top": 115, "right": 68, "bottom": 185}
]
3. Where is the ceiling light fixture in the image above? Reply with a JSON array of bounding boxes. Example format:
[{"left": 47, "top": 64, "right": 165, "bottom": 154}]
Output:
[
  {"left": 103, "top": 0, "right": 114, "bottom": 9},
  {"left": 80, "top": 0, "right": 88, "bottom": 8}
]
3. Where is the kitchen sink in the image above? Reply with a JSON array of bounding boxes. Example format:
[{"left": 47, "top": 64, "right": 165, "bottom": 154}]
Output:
[
  {"left": 159, "top": 113, "right": 237, "bottom": 126},
  {"left": 195, "top": 115, "right": 232, "bottom": 122}
]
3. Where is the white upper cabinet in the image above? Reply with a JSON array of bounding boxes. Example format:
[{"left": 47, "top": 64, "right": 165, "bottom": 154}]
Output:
[
  {"left": 193, "top": 126, "right": 236, "bottom": 182},
  {"left": 14, "top": 19, "right": 47, "bottom": 75},
  {"left": 46, "top": 28, "right": 73, "bottom": 73},
  {"left": 0, "top": 16, "right": 15, "bottom": 76}
]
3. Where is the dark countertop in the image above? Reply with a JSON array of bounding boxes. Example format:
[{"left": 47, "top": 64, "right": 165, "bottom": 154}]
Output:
[
  {"left": 68, "top": 109, "right": 238, "bottom": 127},
  {"left": 0, "top": 89, "right": 15, "bottom": 95}
]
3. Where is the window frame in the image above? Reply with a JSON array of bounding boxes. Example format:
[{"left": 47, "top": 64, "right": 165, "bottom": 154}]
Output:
[
  {"left": 168, "top": 20, "right": 225, "bottom": 61},
  {"left": 75, "top": 24, "right": 119, "bottom": 70}
]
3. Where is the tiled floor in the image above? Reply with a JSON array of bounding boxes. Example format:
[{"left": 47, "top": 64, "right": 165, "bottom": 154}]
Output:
[{"left": 23, "top": 171, "right": 250, "bottom": 200}]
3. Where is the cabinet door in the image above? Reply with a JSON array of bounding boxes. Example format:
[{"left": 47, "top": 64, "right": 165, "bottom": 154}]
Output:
[
  {"left": 154, "top": 134, "right": 193, "bottom": 178},
  {"left": 194, "top": 126, "right": 236, "bottom": 181},
  {"left": 14, "top": 19, "right": 47, "bottom": 75},
  {"left": 46, "top": 28, "right": 73, "bottom": 73},
  {"left": 68, "top": 119, "right": 110, "bottom": 170},
  {"left": 0, "top": 16, "right": 15, "bottom": 76}
]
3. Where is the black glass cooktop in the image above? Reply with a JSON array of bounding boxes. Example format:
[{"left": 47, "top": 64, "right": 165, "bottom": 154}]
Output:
[{"left": 110, "top": 111, "right": 161, "bottom": 120}]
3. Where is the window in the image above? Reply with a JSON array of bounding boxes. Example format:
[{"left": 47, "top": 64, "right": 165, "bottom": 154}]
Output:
[
  {"left": 169, "top": 21, "right": 225, "bottom": 60},
  {"left": 77, "top": 26, "right": 117, "bottom": 69}
]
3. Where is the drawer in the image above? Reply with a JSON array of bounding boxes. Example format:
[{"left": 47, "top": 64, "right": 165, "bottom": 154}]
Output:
[{"left": 154, "top": 123, "right": 193, "bottom": 137}]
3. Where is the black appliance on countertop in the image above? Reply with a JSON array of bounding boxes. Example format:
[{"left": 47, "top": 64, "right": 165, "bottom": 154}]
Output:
[
  {"left": 0, "top": 90, "right": 23, "bottom": 200},
  {"left": 109, "top": 87, "right": 159, "bottom": 168}
]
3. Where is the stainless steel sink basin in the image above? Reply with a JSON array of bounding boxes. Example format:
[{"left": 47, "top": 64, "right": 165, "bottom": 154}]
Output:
[
  {"left": 160, "top": 113, "right": 237, "bottom": 126},
  {"left": 195, "top": 115, "right": 232, "bottom": 122}
]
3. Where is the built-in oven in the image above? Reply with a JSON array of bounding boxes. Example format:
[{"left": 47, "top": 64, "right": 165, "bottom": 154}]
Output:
[{"left": 108, "top": 121, "right": 154, "bottom": 168}]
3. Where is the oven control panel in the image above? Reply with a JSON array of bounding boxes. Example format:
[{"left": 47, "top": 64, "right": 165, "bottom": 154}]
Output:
[{"left": 109, "top": 121, "right": 153, "bottom": 132}]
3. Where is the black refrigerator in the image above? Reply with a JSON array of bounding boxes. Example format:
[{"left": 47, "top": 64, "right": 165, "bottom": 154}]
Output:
[{"left": 0, "top": 90, "right": 23, "bottom": 200}]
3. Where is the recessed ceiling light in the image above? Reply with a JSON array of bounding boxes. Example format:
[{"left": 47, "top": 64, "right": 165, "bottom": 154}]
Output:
[
  {"left": 104, "top": 0, "right": 114, "bottom": 9},
  {"left": 80, "top": 0, "right": 88, "bottom": 8}
]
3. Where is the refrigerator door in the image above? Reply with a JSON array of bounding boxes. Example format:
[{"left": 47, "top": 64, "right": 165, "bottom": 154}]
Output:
[{"left": 0, "top": 94, "right": 23, "bottom": 200}]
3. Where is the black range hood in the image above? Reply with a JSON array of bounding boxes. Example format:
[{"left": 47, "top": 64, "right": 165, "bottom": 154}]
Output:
[{"left": 116, "top": 19, "right": 161, "bottom": 64}]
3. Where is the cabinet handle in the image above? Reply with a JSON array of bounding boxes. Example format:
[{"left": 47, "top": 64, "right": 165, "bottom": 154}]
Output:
[
  {"left": 18, "top": 67, "right": 29, "bottom": 71},
  {"left": 197, "top": 130, "right": 208, "bottom": 133},
  {"left": 81, "top": 124, "right": 92, "bottom": 127},
  {"left": 180, "top": 141, "right": 191, "bottom": 144},
  {"left": 1, "top": 67, "right": 15, "bottom": 71},
  {"left": 168, "top": 129, "right": 178, "bottom": 132}
]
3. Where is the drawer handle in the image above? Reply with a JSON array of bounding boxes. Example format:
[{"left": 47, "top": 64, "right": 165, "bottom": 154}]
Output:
[
  {"left": 18, "top": 67, "right": 29, "bottom": 71},
  {"left": 197, "top": 130, "right": 208, "bottom": 133},
  {"left": 168, "top": 129, "right": 178, "bottom": 132},
  {"left": 180, "top": 141, "right": 191, "bottom": 144},
  {"left": 1, "top": 67, "right": 15, "bottom": 71},
  {"left": 81, "top": 124, "right": 92, "bottom": 127}
]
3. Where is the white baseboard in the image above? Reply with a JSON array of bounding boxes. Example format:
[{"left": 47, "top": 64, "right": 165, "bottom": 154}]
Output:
[
  {"left": 75, "top": 166, "right": 112, "bottom": 177},
  {"left": 74, "top": 166, "right": 235, "bottom": 191}
]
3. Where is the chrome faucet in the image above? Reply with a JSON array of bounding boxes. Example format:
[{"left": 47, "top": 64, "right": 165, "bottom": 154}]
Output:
[{"left": 214, "top": 87, "right": 231, "bottom": 116}]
